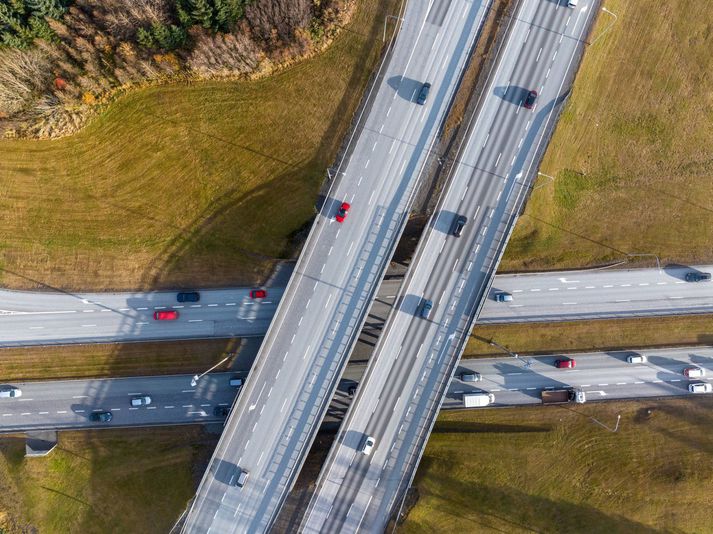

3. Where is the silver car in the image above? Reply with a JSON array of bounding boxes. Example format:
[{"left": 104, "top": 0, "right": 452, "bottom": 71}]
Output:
[{"left": 130, "top": 395, "right": 152, "bottom": 407}]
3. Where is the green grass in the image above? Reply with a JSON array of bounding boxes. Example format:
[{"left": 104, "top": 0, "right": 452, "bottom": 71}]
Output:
[
  {"left": 0, "top": 427, "right": 215, "bottom": 533},
  {"left": 501, "top": 0, "right": 713, "bottom": 271},
  {"left": 466, "top": 315, "right": 713, "bottom": 358},
  {"left": 0, "top": 0, "right": 394, "bottom": 291},
  {"left": 401, "top": 397, "right": 713, "bottom": 533}
]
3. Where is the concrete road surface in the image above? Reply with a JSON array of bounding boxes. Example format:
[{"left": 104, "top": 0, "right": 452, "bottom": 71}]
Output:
[
  {"left": 301, "top": 1, "right": 600, "bottom": 532},
  {"left": 182, "top": 1, "right": 492, "bottom": 532},
  {"left": 0, "top": 373, "right": 239, "bottom": 433}
]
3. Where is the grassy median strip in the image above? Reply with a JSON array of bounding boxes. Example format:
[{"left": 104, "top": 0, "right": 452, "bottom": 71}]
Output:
[
  {"left": 403, "top": 397, "right": 713, "bottom": 533},
  {"left": 466, "top": 315, "right": 713, "bottom": 357},
  {"left": 0, "top": 427, "right": 215, "bottom": 533},
  {"left": 0, "top": 0, "right": 394, "bottom": 291},
  {"left": 501, "top": 0, "right": 713, "bottom": 270},
  {"left": 0, "top": 339, "right": 238, "bottom": 381}
]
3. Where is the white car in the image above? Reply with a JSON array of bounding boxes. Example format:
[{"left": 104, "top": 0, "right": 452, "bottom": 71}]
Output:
[
  {"left": 567, "top": 0, "right": 579, "bottom": 7},
  {"left": 688, "top": 382, "right": 712, "bottom": 394},
  {"left": 626, "top": 354, "right": 647, "bottom": 364},
  {"left": 0, "top": 387, "right": 22, "bottom": 398},
  {"left": 360, "top": 435, "right": 376, "bottom": 455},
  {"left": 684, "top": 367, "right": 705, "bottom": 378},
  {"left": 130, "top": 395, "right": 152, "bottom": 407}
]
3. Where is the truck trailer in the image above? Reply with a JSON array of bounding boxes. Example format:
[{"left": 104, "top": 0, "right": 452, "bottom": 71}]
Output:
[{"left": 541, "top": 389, "right": 586, "bottom": 404}]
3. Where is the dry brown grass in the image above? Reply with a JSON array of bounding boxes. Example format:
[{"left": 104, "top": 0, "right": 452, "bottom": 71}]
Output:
[
  {"left": 501, "top": 0, "right": 713, "bottom": 271},
  {"left": 0, "top": 426, "right": 217, "bottom": 533},
  {"left": 466, "top": 315, "right": 713, "bottom": 358},
  {"left": 0, "top": 339, "right": 239, "bottom": 381},
  {"left": 402, "top": 397, "right": 713, "bottom": 533},
  {"left": 0, "top": 0, "right": 394, "bottom": 291}
]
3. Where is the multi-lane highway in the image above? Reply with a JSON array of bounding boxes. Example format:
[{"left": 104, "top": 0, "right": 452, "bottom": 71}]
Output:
[
  {"left": 444, "top": 347, "right": 713, "bottom": 407},
  {"left": 182, "top": 0, "right": 492, "bottom": 531},
  {"left": 0, "top": 373, "right": 238, "bottom": 433},
  {"left": 0, "top": 288, "right": 282, "bottom": 347},
  {"left": 301, "top": 1, "right": 600, "bottom": 532},
  {"left": 479, "top": 265, "right": 713, "bottom": 322},
  {"left": 3, "top": 347, "right": 711, "bottom": 433},
  {"left": 4, "top": 265, "right": 713, "bottom": 346}
]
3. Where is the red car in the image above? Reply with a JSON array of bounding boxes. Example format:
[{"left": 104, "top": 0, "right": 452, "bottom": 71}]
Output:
[
  {"left": 250, "top": 289, "right": 267, "bottom": 299},
  {"left": 554, "top": 358, "right": 576, "bottom": 369},
  {"left": 335, "top": 202, "right": 351, "bottom": 223},
  {"left": 154, "top": 310, "right": 179, "bottom": 321},
  {"left": 524, "top": 89, "right": 537, "bottom": 109}
]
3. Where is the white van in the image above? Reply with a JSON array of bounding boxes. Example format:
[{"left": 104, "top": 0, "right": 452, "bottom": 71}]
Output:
[{"left": 463, "top": 393, "right": 494, "bottom": 408}]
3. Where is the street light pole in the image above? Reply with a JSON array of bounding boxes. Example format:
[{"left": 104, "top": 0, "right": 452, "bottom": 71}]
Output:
[
  {"left": 589, "top": 7, "right": 618, "bottom": 46},
  {"left": 383, "top": 15, "right": 405, "bottom": 42},
  {"left": 626, "top": 252, "right": 661, "bottom": 272},
  {"left": 533, "top": 171, "right": 556, "bottom": 191},
  {"left": 191, "top": 353, "right": 234, "bottom": 387},
  {"left": 488, "top": 339, "right": 533, "bottom": 368}
]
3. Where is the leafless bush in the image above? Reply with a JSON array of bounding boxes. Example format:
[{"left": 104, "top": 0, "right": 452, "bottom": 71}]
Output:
[
  {"left": 77, "top": 0, "right": 172, "bottom": 41},
  {"left": 187, "top": 26, "right": 263, "bottom": 77},
  {"left": 0, "top": 48, "right": 53, "bottom": 116},
  {"left": 245, "top": 0, "right": 312, "bottom": 50}
]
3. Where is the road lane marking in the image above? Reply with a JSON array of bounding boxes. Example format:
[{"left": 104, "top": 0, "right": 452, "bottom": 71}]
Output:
[{"left": 188, "top": 319, "right": 203, "bottom": 323}]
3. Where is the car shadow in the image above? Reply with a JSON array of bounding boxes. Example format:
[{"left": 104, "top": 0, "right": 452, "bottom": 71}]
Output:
[
  {"left": 430, "top": 209, "right": 460, "bottom": 235},
  {"left": 387, "top": 75, "right": 424, "bottom": 103},
  {"left": 493, "top": 85, "right": 532, "bottom": 107}
]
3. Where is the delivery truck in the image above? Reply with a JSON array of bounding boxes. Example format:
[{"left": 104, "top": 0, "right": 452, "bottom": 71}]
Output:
[{"left": 463, "top": 392, "right": 495, "bottom": 407}]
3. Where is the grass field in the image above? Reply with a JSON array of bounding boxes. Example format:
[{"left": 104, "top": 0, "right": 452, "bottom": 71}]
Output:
[
  {"left": 401, "top": 397, "right": 713, "bottom": 533},
  {"left": 0, "top": 427, "right": 216, "bottom": 533},
  {"left": 466, "top": 315, "right": 713, "bottom": 357},
  {"left": 0, "top": 0, "right": 394, "bottom": 291},
  {"left": 0, "top": 339, "right": 239, "bottom": 381},
  {"left": 501, "top": 0, "right": 713, "bottom": 271}
]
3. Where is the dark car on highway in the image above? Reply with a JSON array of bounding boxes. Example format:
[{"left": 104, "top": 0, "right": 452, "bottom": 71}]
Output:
[
  {"left": 524, "top": 89, "right": 537, "bottom": 109},
  {"left": 90, "top": 411, "right": 113, "bottom": 423},
  {"left": 452, "top": 215, "right": 467, "bottom": 237},
  {"left": 416, "top": 82, "right": 431, "bottom": 105},
  {"left": 177, "top": 291, "right": 200, "bottom": 302},
  {"left": 685, "top": 271, "right": 711, "bottom": 282}
]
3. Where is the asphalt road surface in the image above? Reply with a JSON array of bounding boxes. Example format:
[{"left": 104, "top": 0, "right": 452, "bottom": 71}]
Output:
[
  {"left": 0, "top": 373, "right": 239, "bottom": 434},
  {"left": 4, "top": 265, "right": 713, "bottom": 347},
  {"left": 181, "top": 1, "right": 492, "bottom": 532},
  {"left": 301, "top": 1, "right": 599, "bottom": 532},
  {"left": 444, "top": 347, "right": 713, "bottom": 407},
  {"left": 479, "top": 264, "right": 713, "bottom": 323},
  {"left": 2, "top": 348, "right": 711, "bottom": 434},
  {"left": 0, "top": 288, "right": 283, "bottom": 347}
]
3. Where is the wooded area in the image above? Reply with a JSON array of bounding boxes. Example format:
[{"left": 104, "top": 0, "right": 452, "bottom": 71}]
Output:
[{"left": 0, "top": 0, "right": 354, "bottom": 138}]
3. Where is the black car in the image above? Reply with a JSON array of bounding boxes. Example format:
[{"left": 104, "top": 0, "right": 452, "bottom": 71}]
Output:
[
  {"left": 89, "top": 411, "right": 113, "bottom": 423},
  {"left": 213, "top": 406, "right": 230, "bottom": 417},
  {"left": 177, "top": 291, "right": 200, "bottom": 303},
  {"left": 416, "top": 82, "right": 431, "bottom": 105},
  {"left": 452, "top": 215, "right": 468, "bottom": 237},
  {"left": 685, "top": 272, "right": 711, "bottom": 282},
  {"left": 524, "top": 89, "right": 537, "bottom": 109}
]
